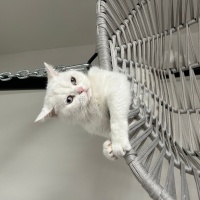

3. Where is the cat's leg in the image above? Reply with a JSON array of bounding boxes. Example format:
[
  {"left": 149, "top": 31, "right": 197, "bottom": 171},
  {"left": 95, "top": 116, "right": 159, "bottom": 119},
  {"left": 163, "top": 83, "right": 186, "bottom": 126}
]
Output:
[
  {"left": 107, "top": 92, "right": 132, "bottom": 158},
  {"left": 103, "top": 140, "right": 118, "bottom": 161},
  {"left": 109, "top": 119, "right": 131, "bottom": 158}
]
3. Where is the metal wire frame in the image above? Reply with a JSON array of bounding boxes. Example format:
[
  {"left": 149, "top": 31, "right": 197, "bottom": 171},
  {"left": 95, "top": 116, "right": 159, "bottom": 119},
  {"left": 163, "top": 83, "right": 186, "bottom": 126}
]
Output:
[{"left": 96, "top": 0, "right": 200, "bottom": 199}]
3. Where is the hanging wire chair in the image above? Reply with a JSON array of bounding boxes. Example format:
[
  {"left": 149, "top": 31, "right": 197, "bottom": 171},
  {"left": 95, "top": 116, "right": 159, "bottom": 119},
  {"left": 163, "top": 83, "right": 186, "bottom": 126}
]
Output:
[
  {"left": 1, "top": 0, "right": 200, "bottom": 199},
  {"left": 96, "top": 0, "right": 200, "bottom": 199}
]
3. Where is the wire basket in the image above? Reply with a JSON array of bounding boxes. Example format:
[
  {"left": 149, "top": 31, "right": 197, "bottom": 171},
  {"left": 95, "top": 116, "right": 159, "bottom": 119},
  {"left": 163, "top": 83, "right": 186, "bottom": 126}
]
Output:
[{"left": 96, "top": 0, "right": 200, "bottom": 199}]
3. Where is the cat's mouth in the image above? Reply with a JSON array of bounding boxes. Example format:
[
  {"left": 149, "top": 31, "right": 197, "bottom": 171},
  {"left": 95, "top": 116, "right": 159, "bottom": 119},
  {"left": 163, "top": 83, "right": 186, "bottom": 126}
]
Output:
[{"left": 78, "top": 87, "right": 92, "bottom": 100}]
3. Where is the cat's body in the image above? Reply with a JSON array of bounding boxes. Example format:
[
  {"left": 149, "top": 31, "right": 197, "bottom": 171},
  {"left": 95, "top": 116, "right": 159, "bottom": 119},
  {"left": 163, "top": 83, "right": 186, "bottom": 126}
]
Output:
[
  {"left": 36, "top": 63, "right": 131, "bottom": 160},
  {"left": 66, "top": 67, "right": 111, "bottom": 137}
]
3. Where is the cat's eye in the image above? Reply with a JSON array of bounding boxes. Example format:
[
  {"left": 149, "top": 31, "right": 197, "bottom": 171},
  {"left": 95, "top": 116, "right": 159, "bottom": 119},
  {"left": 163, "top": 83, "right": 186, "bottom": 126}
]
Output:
[
  {"left": 71, "top": 77, "right": 76, "bottom": 85},
  {"left": 66, "top": 95, "right": 74, "bottom": 104}
]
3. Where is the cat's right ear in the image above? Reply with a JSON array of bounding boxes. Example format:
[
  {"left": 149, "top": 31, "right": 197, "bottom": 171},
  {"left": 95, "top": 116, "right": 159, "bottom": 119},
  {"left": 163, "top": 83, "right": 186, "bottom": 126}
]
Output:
[
  {"left": 35, "top": 107, "right": 55, "bottom": 122},
  {"left": 44, "top": 62, "right": 58, "bottom": 80}
]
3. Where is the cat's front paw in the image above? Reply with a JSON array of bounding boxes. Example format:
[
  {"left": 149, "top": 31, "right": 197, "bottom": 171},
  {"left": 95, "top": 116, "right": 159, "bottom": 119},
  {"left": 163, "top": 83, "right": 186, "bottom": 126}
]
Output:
[
  {"left": 103, "top": 140, "right": 118, "bottom": 161},
  {"left": 112, "top": 140, "right": 131, "bottom": 158}
]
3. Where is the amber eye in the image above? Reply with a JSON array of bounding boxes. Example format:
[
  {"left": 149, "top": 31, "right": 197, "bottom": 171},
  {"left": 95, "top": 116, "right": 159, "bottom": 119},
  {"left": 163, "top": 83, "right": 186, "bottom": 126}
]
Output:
[
  {"left": 66, "top": 95, "right": 74, "bottom": 104},
  {"left": 71, "top": 77, "right": 76, "bottom": 85}
]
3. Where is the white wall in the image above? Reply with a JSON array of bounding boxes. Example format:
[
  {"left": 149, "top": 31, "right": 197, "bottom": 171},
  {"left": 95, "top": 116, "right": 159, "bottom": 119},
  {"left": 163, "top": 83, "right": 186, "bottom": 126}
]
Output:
[
  {"left": 0, "top": 46, "right": 149, "bottom": 200},
  {"left": 0, "top": 44, "right": 96, "bottom": 73}
]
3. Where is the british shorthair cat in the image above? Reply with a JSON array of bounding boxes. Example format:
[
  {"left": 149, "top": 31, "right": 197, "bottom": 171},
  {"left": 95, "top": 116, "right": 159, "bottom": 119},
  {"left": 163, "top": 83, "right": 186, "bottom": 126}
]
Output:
[{"left": 35, "top": 63, "right": 132, "bottom": 160}]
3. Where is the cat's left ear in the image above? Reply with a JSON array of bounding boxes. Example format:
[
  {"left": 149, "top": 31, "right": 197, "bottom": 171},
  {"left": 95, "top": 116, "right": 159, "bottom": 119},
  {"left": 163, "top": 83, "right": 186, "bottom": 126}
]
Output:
[
  {"left": 35, "top": 106, "right": 57, "bottom": 122},
  {"left": 44, "top": 62, "right": 58, "bottom": 80}
]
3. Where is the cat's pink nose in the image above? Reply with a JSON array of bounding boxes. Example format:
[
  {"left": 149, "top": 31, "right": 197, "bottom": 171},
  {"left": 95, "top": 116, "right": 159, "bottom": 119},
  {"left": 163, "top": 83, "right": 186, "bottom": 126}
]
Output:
[{"left": 77, "top": 86, "right": 85, "bottom": 94}]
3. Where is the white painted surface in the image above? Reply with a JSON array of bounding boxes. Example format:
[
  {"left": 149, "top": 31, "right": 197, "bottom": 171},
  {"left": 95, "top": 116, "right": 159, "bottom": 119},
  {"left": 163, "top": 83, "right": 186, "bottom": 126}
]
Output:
[
  {"left": 0, "top": 0, "right": 96, "bottom": 54},
  {"left": 0, "top": 44, "right": 96, "bottom": 73}
]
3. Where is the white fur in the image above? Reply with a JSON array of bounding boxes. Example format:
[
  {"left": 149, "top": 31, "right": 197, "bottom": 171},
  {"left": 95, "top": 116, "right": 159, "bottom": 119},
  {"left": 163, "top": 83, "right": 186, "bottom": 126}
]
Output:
[{"left": 36, "top": 63, "right": 132, "bottom": 160}]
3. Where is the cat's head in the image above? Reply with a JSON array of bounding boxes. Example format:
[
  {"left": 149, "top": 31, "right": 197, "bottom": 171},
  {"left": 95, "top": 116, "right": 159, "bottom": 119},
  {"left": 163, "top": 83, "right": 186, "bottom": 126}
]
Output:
[{"left": 35, "top": 63, "right": 92, "bottom": 122}]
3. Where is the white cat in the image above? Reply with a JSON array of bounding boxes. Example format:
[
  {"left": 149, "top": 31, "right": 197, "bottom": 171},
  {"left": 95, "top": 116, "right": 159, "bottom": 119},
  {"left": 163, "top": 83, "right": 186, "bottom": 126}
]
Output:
[{"left": 35, "top": 63, "right": 132, "bottom": 160}]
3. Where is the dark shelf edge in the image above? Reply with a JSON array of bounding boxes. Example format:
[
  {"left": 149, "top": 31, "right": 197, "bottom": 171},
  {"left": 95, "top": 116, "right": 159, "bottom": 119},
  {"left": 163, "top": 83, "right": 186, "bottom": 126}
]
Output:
[{"left": 0, "top": 77, "right": 47, "bottom": 90}]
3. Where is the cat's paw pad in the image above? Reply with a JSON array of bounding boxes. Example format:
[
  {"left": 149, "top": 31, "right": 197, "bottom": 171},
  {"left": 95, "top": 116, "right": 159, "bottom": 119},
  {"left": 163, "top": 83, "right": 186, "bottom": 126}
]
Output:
[
  {"left": 112, "top": 141, "right": 131, "bottom": 158},
  {"left": 103, "top": 140, "right": 118, "bottom": 161}
]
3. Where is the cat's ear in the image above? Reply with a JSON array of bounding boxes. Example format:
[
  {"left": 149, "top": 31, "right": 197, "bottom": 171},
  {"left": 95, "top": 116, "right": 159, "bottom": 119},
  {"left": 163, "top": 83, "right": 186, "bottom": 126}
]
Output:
[
  {"left": 35, "top": 106, "right": 56, "bottom": 122},
  {"left": 44, "top": 62, "right": 58, "bottom": 80}
]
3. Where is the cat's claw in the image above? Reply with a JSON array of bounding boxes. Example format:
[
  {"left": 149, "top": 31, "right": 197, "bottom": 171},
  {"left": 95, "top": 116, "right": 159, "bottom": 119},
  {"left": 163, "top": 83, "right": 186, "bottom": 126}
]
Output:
[
  {"left": 112, "top": 140, "right": 131, "bottom": 158},
  {"left": 103, "top": 140, "right": 118, "bottom": 161},
  {"left": 103, "top": 140, "right": 131, "bottom": 160}
]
